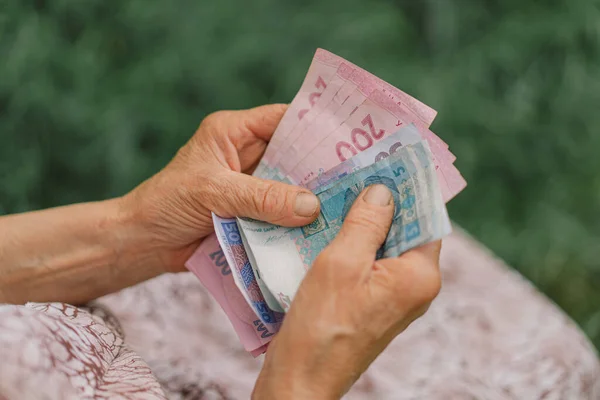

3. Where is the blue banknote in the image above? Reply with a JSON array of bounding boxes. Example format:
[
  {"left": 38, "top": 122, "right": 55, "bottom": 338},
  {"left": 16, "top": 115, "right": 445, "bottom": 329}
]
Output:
[
  {"left": 303, "top": 123, "right": 423, "bottom": 192},
  {"left": 236, "top": 140, "right": 451, "bottom": 311},
  {"left": 212, "top": 214, "right": 285, "bottom": 327}
]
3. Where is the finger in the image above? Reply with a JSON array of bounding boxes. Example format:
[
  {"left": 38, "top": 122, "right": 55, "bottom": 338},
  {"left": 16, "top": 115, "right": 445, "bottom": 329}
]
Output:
[
  {"left": 408, "top": 240, "right": 442, "bottom": 266},
  {"left": 377, "top": 240, "right": 442, "bottom": 280},
  {"left": 236, "top": 103, "right": 288, "bottom": 141},
  {"left": 211, "top": 171, "right": 320, "bottom": 226},
  {"left": 372, "top": 240, "right": 442, "bottom": 310},
  {"left": 327, "top": 184, "right": 395, "bottom": 267}
]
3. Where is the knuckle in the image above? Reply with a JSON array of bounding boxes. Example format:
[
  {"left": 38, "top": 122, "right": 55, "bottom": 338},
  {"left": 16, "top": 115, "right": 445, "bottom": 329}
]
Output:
[
  {"left": 343, "top": 208, "right": 387, "bottom": 240},
  {"left": 315, "top": 243, "right": 359, "bottom": 274},
  {"left": 315, "top": 248, "right": 337, "bottom": 268},
  {"left": 311, "top": 248, "right": 343, "bottom": 280},
  {"left": 405, "top": 256, "right": 442, "bottom": 306},
  {"left": 202, "top": 173, "right": 229, "bottom": 209},
  {"left": 252, "top": 182, "right": 288, "bottom": 216},
  {"left": 385, "top": 253, "right": 441, "bottom": 311},
  {"left": 198, "top": 111, "right": 235, "bottom": 140},
  {"left": 201, "top": 110, "right": 228, "bottom": 128}
]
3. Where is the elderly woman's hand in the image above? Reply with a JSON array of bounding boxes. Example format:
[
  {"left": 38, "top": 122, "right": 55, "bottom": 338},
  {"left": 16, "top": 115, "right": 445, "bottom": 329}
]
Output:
[
  {"left": 0, "top": 103, "right": 321, "bottom": 304},
  {"left": 252, "top": 185, "right": 442, "bottom": 399},
  {"left": 124, "top": 104, "right": 320, "bottom": 272},
  {"left": 0, "top": 103, "right": 441, "bottom": 393}
]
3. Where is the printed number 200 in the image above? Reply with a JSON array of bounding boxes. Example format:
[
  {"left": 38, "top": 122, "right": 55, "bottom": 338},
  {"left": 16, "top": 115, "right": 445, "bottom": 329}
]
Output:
[{"left": 335, "top": 114, "right": 388, "bottom": 162}]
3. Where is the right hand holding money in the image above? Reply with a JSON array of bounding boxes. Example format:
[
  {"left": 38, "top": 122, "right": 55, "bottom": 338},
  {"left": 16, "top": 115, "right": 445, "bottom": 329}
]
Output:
[{"left": 252, "top": 184, "right": 442, "bottom": 400}]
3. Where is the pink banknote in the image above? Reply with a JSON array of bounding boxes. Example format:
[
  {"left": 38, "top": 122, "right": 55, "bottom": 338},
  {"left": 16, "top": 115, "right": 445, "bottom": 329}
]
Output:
[
  {"left": 250, "top": 343, "right": 269, "bottom": 357},
  {"left": 185, "top": 235, "right": 275, "bottom": 355},
  {"left": 274, "top": 75, "right": 449, "bottom": 179},
  {"left": 266, "top": 63, "right": 358, "bottom": 174},
  {"left": 316, "top": 48, "right": 438, "bottom": 126},
  {"left": 276, "top": 69, "right": 379, "bottom": 174},
  {"left": 256, "top": 48, "right": 438, "bottom": 175},
  {"left": 286, "top": 89, "right": 462, "bottom": 197},
  {"left": 436, "top": 160, "right": 467, "bottom": 202},
  {"left": 255, "top": 50, "right": 345, "bottom": 176},
  {"left": 292, "top": 87, "right": 449, "bottom": 171}
]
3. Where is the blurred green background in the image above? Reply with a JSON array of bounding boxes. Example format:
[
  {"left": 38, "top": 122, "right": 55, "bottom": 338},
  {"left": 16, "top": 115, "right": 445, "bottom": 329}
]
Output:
[{"left": 1, "top": 1, "right": 599, "bottom": 349}]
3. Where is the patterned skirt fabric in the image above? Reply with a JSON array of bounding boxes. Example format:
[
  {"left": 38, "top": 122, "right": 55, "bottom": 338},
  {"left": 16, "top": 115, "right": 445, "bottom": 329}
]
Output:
[{"left": 1, "top": 227, "right": 599, "bottom": 399}]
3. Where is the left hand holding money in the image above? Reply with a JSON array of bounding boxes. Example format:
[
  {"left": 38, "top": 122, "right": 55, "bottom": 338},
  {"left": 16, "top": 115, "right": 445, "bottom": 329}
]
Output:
[
  {"left": 0, "top": 104, "right": 321, "bottom": 304},
  {"left": 123, "top": 104, "right": 321, "bottom": 272},
  {"left": 252, "top": 184, "right": 442, "bottom": 400}
]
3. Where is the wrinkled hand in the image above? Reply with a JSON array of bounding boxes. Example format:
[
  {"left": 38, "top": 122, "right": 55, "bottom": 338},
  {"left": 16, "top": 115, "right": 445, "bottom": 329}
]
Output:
[
  {"left": 253, "top": 185, "right": 442, "bottom": 400},
  {"left": 123, "top": 104, "right": 320, "bottom": 272}
]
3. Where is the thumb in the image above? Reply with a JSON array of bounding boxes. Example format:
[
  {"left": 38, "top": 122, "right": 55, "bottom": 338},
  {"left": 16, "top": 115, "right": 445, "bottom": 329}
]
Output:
[
  {"left": 236, "top": 103, "right": 288, "bottom": 140},
  {"left": 328, "top": 184, "right": 395, "bottom": 267},
  {"left": 212, "top": 171, "right": 320, "bottom": 226}
]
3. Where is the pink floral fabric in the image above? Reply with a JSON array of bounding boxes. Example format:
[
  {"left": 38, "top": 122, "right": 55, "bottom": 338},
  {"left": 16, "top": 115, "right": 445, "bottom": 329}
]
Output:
[
  {"left": 0, "top": 303, "right": 165, "bottom": 400},
  {"left": 1, "top": 227, "right": 599, "bottom": 399}
]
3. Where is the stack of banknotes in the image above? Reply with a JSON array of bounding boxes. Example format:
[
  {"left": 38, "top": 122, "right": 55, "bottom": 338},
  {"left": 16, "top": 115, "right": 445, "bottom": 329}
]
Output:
[{"left": 185, "top": 49, "right": 467, "bottom": 356}]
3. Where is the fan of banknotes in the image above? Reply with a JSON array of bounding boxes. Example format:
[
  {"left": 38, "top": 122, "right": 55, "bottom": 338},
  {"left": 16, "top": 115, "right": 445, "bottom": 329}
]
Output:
[{"left": 185, "top": 48, "right": 467, "bottom": 357}]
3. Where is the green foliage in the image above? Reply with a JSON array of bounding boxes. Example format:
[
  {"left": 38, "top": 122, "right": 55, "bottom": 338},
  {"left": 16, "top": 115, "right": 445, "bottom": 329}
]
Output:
[{"left": 1, "top": 0, "right": 599, "bottom": 348}]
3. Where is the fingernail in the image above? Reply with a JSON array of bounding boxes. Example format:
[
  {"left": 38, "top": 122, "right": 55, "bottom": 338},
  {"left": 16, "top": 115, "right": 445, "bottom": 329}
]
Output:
[
  {"left": 364, "top": 184, "right": 392, "bottom": 206},
  {"left": 294, "top": 192, "right": 319, "bottom": 217}
]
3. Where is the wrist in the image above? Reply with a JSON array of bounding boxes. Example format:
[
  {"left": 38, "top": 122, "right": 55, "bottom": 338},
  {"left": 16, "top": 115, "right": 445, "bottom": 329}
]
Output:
[
  {"left": 252, "top": 338, "right": 341, "bottom": 400},
  {"left": 252, "top": 374, "right": 338, "bottom": 400},
  {"left": 0, "top": 197, "right": 167, "bottom": 304},
  {"left": 108, "top": 196, "right": 168, "bottom": 276}
]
